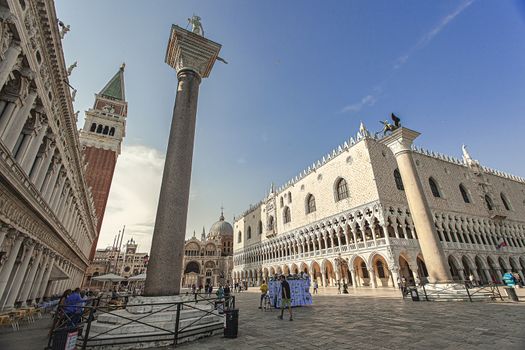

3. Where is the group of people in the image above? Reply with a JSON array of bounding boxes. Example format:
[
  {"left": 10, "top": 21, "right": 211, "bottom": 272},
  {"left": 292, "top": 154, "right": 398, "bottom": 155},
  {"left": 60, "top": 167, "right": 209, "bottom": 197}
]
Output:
[
  {"left": 51, "top": 288, "right": 94, "bottom": 332},
  {"left": 258, "top": 276, "right": 293, "bottom": 321}
]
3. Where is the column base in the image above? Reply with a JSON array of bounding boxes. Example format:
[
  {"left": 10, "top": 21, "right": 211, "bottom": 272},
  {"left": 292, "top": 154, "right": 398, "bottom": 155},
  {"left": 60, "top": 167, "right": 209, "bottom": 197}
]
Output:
[{"left": 84, "top": 295, "right": 224, "bottom": 349}]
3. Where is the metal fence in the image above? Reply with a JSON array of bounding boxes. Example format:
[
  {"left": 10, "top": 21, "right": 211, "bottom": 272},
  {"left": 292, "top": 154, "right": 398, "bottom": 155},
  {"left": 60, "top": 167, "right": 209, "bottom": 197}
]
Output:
[
  {"left": 46, "top": 293, "right": 235, "bottom": 349},
  {"left": 401, "top": 281, "right": 503, "bottom": 302}
]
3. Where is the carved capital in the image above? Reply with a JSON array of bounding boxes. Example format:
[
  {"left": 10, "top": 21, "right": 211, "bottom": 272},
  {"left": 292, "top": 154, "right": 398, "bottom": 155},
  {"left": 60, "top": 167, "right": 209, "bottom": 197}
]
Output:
[{"left": 380, "top": 127, "right": 421, "bottom": 156}]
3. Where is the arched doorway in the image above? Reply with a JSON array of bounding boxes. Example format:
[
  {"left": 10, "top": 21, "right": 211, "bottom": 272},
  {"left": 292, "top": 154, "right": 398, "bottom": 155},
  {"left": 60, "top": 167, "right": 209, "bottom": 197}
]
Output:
[
  {"left": 184, "top": 261, "right": 201, "bottom": 287},
  {"left": 461, "top": 256, "right": 472, "bottom": 277},
  {"left": 353, "top": 256, "right": 370, "bottom": 287},
  {"left": 311, "top": 261, "right": 322, "bottom": 286},
  {"left": 290, "top": 263, "right": 299, "bottom": 275},
  {"left": 475, "top": 256, "right": 488, "bottom": 285},
  {"left": 371, "top": 254, "right": 390, "bottom": 287},
  {"left": 487, "top": 257, "right": 500, "bottom": 283},
  {"left": 448, "top": 256, "right": 461, "bottom": 281},
  {"left": 299, "top": 262, "right": 308, "bottom": 274},
  {"left": 398, "top": 255, "right": 414, "bottom": 285},
  {"left": 323, "top": 260, "right": 336, "bottom": 287}
]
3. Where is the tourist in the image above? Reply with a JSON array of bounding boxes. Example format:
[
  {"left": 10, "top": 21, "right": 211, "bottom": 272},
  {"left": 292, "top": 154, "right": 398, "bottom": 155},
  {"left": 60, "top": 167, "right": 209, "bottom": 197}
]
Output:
[
  {"left": 208, "top": 284, "right": 214, "bottom": 297},
  {"left": 259, "top": 280, "right": 268, "bottom": 309},
  {"left": 49, "top": 289, "right": 72, "bottom": 335},
  {"left": 468, "top": 273, "right": 476, "bottom": 287},
  {"left": 278, "top": 275, "right": 293, "bottom": 321},
  {"left": 204, "top": 283, "right": 209, "bottom": 296},
  {"left": 224, "top": 283, "right": 231, "bottom": 298},
  {"left": 313, "top": 280, "right": 318, "bottom": 294},
  {"left": 63, "top": 288, "right": 84, "bottom": 327},
  {"left": 216, "top": 285, "right": 224, "bottom": 299}
]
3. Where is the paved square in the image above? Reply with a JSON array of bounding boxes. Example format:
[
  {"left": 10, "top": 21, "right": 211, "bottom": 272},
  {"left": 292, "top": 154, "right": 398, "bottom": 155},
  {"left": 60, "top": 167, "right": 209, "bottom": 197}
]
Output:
[{"left": 176, "top": 292, "right": 525, "bottom": 350}]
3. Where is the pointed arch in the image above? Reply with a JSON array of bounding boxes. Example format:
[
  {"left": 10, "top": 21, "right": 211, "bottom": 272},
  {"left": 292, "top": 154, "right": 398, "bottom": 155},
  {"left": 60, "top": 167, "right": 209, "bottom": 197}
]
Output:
[
  {"left": 484, "top": 195, "right": 494, "bottom": 211},
  {"left": 500, "top": 192, "right": 511, "bottom": 211},
  {"left": 334, "top": 177, "right": 348, "bottom": 201},
  {"left": 394, "top": 168, "right": 404, "bottom": 191},
  {"left": 283, "top": 206, "right": 291, "bottom": 224},
  {"left": 459, "top": 184, "right": 470, "bottom": 203},
  {"left": 305, "top": 193, "right": 316, "bottom": 214},
  {"left": 429, "top": 177, "right": 441, "bottom": 198}
]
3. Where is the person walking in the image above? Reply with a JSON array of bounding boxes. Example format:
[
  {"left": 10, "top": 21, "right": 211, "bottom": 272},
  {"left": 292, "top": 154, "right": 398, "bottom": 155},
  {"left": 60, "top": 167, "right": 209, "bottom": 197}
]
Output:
[
  {"left": 63, "top": 288, "right": 84, "bottom": 327},
  {"left": 259, "top": 280, "right": 268, "bottom": 309},
  {"left": 278, "top": 275, "right": 293, "bottom": 321},
  {"left": 313, "top": 280, "right": 318, "bottom": 294}
]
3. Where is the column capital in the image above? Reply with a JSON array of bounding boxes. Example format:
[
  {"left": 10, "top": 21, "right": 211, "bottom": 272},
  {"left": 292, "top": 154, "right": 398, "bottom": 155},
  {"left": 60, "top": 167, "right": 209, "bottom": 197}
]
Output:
[
  {"left": 380, "top": 127, "right": 421, "bottom": 156},
  {"left": 165, "top": 25, "right": 221, "bottom": 78}
]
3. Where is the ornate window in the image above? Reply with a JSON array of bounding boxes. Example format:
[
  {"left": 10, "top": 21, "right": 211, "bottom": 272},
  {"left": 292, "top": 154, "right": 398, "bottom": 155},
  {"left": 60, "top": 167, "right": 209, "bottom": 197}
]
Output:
[
  {"left": 459, "top": 184, "right": 470, "bottom": 203},
  {"left": 283, "top": 206, "right": 291, "bottom": 224},
  {"left": 96, "top": 124, "right": 103, "bottom": 133},
  {"left": 485, "top": 195, "right": 494, "bottom": 211},
  {"left": 90, "top": 123, "right": 96, "bottom": 132},
  {"left": 258, "top": 220, "right": 263, "bottom": 234},
  {"left": 394, "top": 169, "right": 404, "bottom": 191},
  {"left": 500, "top": 192, "right": 511, "bottom": 211},
  {"left": 103, "top": 125, "right": 109, "bottom": 135},
  {"left": 429, "top": 177, "right": 441, "bottom": 198},
  {"left": 109, "top": 127, "right": 115, "bottom": 136},
  {"left": 268, "top": 216, "right": 274, "bottom": 230},
  {"left": 306, "top": 194, "right": 316, "bottom": 214},
  {"left": 247, "top": 226, "right": 252, "bottom": 239},
  {"left": 288, "top": 191, "right": 292, "bottom": 203},
  {"left": 237, "top": 231, "right": 242, "bottom": 243},
  {"left": 335, "top": 178, "right": 349, "bottom": 201}
]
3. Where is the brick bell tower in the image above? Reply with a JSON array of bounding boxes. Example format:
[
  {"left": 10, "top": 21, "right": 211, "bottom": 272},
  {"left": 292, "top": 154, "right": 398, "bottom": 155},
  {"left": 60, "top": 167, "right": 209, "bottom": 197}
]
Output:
[{"left": 79, "top": 64, "right": 127, "bottom": 261}]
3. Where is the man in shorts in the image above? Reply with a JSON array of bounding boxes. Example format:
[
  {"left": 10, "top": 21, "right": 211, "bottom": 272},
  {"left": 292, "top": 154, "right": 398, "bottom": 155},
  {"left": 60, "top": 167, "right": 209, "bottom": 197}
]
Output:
[{"left": 278, "top": 275, "right": 293, "bottom": 321}]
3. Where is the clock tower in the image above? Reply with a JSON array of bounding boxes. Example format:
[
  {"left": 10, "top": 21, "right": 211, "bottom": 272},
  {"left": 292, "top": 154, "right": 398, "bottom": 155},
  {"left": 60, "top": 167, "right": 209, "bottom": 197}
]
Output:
[{"left": 79, "top": 64, "right": 127, "bottom": 260}]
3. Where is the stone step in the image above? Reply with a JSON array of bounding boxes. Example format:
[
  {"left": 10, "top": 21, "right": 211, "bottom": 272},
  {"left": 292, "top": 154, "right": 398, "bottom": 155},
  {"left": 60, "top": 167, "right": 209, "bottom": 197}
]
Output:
[
  {"left": 89, "top": 314, "right": 221, "bottom": 335},
  {"left": 84, "top": 321, "right": 224, "bottom": 349}
]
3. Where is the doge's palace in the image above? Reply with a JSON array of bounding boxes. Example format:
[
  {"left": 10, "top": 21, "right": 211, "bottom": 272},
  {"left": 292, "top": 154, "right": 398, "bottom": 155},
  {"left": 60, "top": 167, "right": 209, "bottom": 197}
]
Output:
[
  {"left": 0, "top": 0, "right": 98, "bottom": 309},
  {"left": 233, "top": 123, "right": 525, "bottom": 290}
]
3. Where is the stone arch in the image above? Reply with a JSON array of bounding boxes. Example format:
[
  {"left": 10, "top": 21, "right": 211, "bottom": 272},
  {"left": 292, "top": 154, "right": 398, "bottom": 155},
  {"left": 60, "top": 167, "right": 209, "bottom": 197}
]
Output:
[
  {"left": 310, "top": 260, "right": 322, "bottom": 286},
  {"left": 461, "top": 255, "right": 474, "bottom": 277},
  {"left": 474, "top": 255, "right": 488, "bottom": 285},
  {"left": 269, "top": 266, "right": 276, "bottom": 276},
  {"left": 487, "top": 256, "right": 500, "bottom": 283},
  {"left": 398, "top": 254, "right": 414, "bottom": 285},
  {"left": 290, "top": 263, "right": 299, "bottom": 275},
  {"left": 370, "top": 253, "right": 390, "bottom": 287},
  {"left": 416, "top": 255, "right": 429, "bottom": 281},
  {"left": 498, "top": 256, "right": 509, "bottom": 272},
  {"left": 184, "top": 261, "right": 200, "bottom": 274},
  {"left": 448, "top": 255, "right": 462, "bottom": 281},
  {"left": 299, "top": 262, "right": 308, "bottom": 274},
  {"left": 509, "top": 257, "right": 520, "bottom": 273},
  {"left": 322, "top": 259, "right": 336, "bottom": 287},
  {"left": 353, "top": 255, "right": 370, "bottom": 287}
]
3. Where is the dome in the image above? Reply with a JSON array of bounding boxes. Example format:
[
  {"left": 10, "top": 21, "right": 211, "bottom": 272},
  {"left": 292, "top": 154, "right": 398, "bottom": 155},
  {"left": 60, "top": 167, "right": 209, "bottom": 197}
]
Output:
[{"left": 208, "top": 210, "right": 233, "bottom": 239}]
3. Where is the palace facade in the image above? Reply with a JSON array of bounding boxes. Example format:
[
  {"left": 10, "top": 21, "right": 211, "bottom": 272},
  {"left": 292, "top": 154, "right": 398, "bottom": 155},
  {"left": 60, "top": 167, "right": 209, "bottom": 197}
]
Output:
[{"left": 232, "top": 123, "right": 525, "bottom": 289}]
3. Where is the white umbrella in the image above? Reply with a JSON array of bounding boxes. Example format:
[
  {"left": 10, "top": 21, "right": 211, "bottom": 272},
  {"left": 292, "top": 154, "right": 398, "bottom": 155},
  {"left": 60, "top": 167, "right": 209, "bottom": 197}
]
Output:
[
  {"left": 128, "top": 273, "right": 147, "bottom": 281},
  {"left": 91, "top": 273, "right": 126, "bottom": 282}
]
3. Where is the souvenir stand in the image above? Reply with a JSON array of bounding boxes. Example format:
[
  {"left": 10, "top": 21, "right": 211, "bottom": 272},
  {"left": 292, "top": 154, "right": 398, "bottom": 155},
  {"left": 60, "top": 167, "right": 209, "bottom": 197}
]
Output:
[{"left": 268, "top": 273, "right": 313, "bottom": 308}]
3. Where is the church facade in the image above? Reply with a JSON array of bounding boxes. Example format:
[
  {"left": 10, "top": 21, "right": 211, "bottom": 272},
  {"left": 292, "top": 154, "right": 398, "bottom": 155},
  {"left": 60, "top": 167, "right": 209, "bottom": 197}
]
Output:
[
  {"left": 182, "top": 211, "right": 234, "bottom": 288},
  {"left": 232, "top": 124, "right": 525, "bottom": 289}
]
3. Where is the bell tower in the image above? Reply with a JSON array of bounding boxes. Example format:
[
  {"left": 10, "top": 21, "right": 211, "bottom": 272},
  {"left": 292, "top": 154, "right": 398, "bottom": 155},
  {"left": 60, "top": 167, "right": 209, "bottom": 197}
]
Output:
[{"left": 79, "top": 64, "right": 127, "bottom": 260}]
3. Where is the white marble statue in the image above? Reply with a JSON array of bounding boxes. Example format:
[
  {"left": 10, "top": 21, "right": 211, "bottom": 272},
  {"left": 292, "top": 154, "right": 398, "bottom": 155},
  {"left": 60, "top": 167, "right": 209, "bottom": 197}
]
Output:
[
  {"left": 187, "top": 15, "right": 204, "bottom": 36},
  {"left": 67, "top": 61, "right": 77, "bottom": 76}
]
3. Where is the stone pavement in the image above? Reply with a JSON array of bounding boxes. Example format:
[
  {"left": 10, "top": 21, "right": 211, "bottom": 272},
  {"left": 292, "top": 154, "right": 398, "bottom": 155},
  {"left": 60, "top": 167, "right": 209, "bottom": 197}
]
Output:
[
  {"left": 0, "top": 290, "right": 524, "bottom": 350},
  {"left": 173, "top": 291, "right": 525, "bottom": 350}
]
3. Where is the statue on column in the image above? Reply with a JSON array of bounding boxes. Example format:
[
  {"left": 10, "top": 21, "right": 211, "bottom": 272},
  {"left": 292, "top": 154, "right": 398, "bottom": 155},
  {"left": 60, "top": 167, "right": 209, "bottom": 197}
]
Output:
[{"left": 187, "top": 15, "right": 204, "bottom": 36}]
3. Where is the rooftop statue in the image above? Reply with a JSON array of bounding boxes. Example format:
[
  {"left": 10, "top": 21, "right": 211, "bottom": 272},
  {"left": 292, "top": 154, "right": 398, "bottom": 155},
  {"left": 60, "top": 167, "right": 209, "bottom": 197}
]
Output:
[
  {"left": 376, "top": 113, "right": 402, "bottom": 137},
  {"left": 187, "top": 15, "right": 204, "bottom": 36}
]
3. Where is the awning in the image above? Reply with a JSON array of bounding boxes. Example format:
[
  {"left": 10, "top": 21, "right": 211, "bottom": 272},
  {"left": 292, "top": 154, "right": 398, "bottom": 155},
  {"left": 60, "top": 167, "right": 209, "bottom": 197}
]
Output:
[
  {"left": 48, "top": 263, "right": 69, "bottom": 281},
  {"left": 91, "top": 273, "right": 126, "bottom": 282},
  {"left": 128, "top": 273, "right": 146, "bottom": 281}
]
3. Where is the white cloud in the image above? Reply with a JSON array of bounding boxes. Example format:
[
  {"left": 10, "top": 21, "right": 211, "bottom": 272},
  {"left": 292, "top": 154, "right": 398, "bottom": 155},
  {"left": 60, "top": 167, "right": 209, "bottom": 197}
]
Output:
[
  {"left": 341, "top": 94, "right": 378, "bottom": 113},
  {"left": 98, "top": 144, "right": 165, "bottom": 253},
  {"left": 394, "top": 0, "right": 474, "bottom": 69}
]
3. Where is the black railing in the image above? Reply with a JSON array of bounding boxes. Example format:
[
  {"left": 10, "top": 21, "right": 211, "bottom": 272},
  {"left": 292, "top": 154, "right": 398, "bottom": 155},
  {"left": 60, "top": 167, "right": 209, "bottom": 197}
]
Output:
[
  {"left": 401, "top": 281, "right": 504, "bottom": 302},
  {"left": 46, "top": 293, "right": 235, "bottom": 349}
]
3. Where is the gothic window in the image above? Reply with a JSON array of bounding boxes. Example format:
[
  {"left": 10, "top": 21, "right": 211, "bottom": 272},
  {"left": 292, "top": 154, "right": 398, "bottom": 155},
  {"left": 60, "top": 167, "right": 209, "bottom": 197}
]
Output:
[
  {"left": 90, "top": 123, "right": 96, "bottom": 132},
  {"left": 268, "top": 216, "right": 274, "bottom": 230},
  {"left": 335, "top": 178, "right": 349, "bottom": 201},
  {"left": 394, "top": 169, "right": 404, "bottom": 191},
  {"left": 485, "top": 195, "right": 494, "bottom": 211},
  {"left": 237, "top": 231, "right": 242, "bottom": 243},
  {"left": 283, "top": 206, "right": 291, "bottom": 224},
  {"left": 109, "top": 127, "right": 115, "bottom": 136},
  {"left": 280, "top": 197, "right": 284, "bottom": 208},
  {"left": 459, "top": 184, "right": 470, "bottom": 203},
  {"left": 247, "top": 226, "right": 252, "bottom": 239},
  {"left": 103, "top": 125, "right": 109, "bottom": 135},
  {"left": 258, "top": 220, "right": 263, "bottom": 234},
  {"left": 429, "top": 177, "right": 441, "bottom": 198},
  {"left": 288, "top": 191, "right": 292, "bottom": 203},
  {"left": 306, "top": 194, "right": 316, "bottom": 214},
  {"left": 96, "top": 124, "right": 103, "bottom": 133},
  {"left": 500, "top": 192, "right": 511, "bottom": 211}
]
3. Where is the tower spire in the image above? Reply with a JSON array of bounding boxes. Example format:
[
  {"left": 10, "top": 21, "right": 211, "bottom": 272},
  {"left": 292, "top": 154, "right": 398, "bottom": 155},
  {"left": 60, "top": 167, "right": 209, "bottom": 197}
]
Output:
[
  {"left": 219, "top": 206, "right": 224, "bottom": 221},
  {"left": 99, "top": 64, "right": 126, "bottom": 101}
]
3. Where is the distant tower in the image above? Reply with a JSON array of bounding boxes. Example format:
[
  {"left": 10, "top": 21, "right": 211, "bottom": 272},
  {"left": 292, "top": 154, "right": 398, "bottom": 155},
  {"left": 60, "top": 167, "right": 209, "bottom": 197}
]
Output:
[
  {"left": 79, "top": 64, "right": 127, "bottom": 260},
  {"left": 125, "top": 238, "right": 137, "bottom": 255}
]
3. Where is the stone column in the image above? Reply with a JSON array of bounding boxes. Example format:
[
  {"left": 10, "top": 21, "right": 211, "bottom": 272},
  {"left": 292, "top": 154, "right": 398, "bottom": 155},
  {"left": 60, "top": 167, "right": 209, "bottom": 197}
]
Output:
[
  {"left": 3, "top": 239, "right": 34, "bottom": 310},
  {"left": 30, "top": 250, "right": 49, "bottom": 301},
  {"left": 368, "top": 268, "right": 377, "bottom": 288},
  {"left": 33, "top": 141, "right": 56, "bottom": 188},
  {"left": 390, "top": 267, "right": 400, "bottom": 289},
  {"left": 144, "top": 25, "right": 222, "bottom": 297},
  {"left": 43, "top": 161, "right": 61, "bottom": 201},
  {"left": 381, "top": 128, "right": 452, "bottom": 284},
  {"left": 20, "top": 114, "right": 48, "bottom": 173},
  {"left": 0, "top": 43, "right": 22, "bottom": 88},
  {"left": 350, "top": 268, "right": 357, "bottom": 288},
  {"left": 0, "top": 231, "right": 24, "bottom": 298},
  {"left": 321, "top": 270, "right": 327, "bottom": 287},
  {"left": 3, "top": 89, "right": 37, "bottom": 151},
  {"left": 18, "top": 244, "right": 43, "bottom": 306},
  {"left": 40, "top": 254, "right": 55, "bottom": 299}
]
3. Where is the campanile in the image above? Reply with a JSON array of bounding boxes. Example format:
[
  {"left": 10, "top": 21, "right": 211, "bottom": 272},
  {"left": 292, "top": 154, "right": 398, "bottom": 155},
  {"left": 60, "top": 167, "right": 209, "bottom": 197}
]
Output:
[{"left": 79, "top": 64, "right": 127, "bottom": 260}]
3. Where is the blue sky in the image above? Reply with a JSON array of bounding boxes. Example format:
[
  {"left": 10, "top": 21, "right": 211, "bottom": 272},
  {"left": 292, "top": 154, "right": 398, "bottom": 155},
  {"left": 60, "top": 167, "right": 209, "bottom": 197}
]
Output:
[{"left": 56, "top": 0, "right": 525, "bottom": 251}]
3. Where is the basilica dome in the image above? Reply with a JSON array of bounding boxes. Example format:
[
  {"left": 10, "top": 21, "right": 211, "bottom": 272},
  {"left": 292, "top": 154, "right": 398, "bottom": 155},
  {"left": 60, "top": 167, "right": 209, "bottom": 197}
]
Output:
[{"left": 208, "top": 211, "right": 233, "bottom": 239}]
